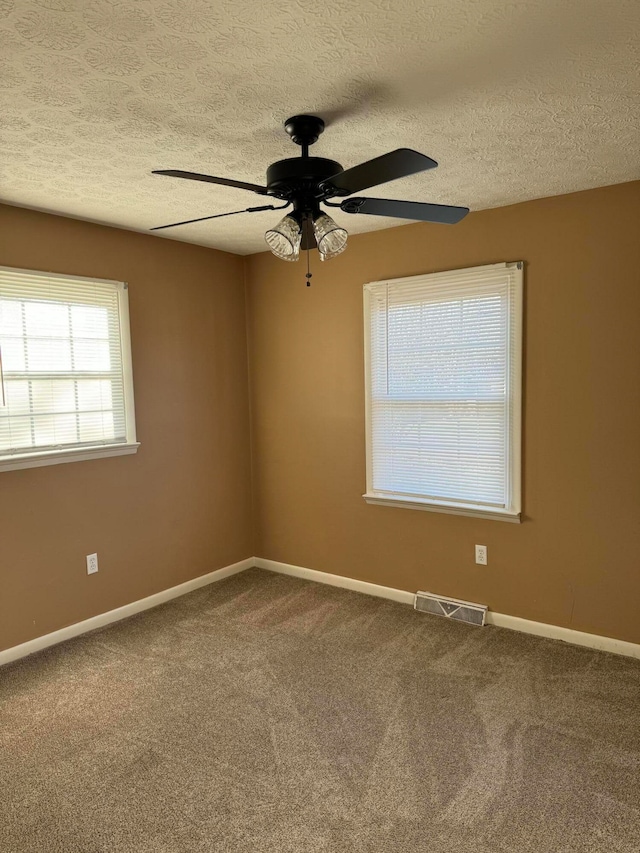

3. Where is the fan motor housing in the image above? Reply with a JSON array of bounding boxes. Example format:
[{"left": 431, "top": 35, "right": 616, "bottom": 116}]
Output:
[{"left": 266, "top": 157, "right": 343, "bottom": 200}]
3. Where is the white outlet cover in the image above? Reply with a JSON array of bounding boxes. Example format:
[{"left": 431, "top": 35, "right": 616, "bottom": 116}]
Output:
[
  {"left": 86, "top": 553, "right": 99, "bottom": 575},
  {"left": 475, "top": 545, "right": 488, "bottom": 565}
]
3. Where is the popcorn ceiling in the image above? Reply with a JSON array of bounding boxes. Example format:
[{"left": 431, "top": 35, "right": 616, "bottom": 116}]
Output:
[{"left": 2, "top": 0, "right": 639, "bottom": 254}]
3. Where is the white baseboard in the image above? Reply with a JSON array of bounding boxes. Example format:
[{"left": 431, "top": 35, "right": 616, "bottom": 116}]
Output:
[
  {"left": 484, "top": 611, "right": 640, "bottom": 659},
  {"left": 254, "top": 557, "right": 415, "bottom": 605},
  {"left": 256, "top": 557, "right": 640, "bottom": 660},
  {"left": 0, "top": 557, "right": 254, "bottom": 667},
  {"left": 4, "top": 556, "right": 639, "bottom": 666}
]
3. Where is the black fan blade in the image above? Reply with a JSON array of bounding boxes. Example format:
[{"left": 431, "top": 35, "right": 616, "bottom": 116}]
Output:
[
  {"left": 339, "top": 197, "right": 469, "bottom": 224},
  {"left": 151, "top": 204, "right": 287, "bottom": 232},
  {"left": 300, "top": 218, "right": 317, "bottom": 250},
  {"left": 319, "top": 149, "right": 437, "bottom": 197},
  {"left": 153, "top": 169, "right": 268, "bottom": 196}
]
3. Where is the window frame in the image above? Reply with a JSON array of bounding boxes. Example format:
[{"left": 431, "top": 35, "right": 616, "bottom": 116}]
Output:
[
  {"left": 0, "top": 266, "right": 139, "bottom": 473},
  {"left": 362, "top": 262, "right": 523, "bottom": 523}
]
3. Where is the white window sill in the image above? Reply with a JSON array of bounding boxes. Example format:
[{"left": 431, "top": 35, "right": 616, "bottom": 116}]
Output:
[
  {"left": 0, "top": 442, "right": 140, "bottom": 473},
  {"left": 363, "top": 493, "right": 521, "bottom": 523}
]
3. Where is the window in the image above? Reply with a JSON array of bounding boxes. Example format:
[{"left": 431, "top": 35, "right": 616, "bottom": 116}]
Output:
[
  {"left": 363, "top": 262, "right": 522, "bottom": 522},
  {"left": 0, "top": 266, "right": 139, "bottom": 472}
]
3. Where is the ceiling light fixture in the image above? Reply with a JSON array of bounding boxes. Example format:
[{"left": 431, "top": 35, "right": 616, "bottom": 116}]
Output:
[
  {"left": 313, "top": 212, "right": 347, "bottom": 261},
  {"left": 264, "top": 213, "right": 302, "bottom": 261},
  {"left": 264, "top": 210, "right": 348, "bottom": 263},
  {"left": 153, "top": 114, "right": 470, "bottom": 265}
]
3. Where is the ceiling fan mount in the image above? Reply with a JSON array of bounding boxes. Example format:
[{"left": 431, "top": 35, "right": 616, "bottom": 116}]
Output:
[
  {"left": 151, "top": 113, "right": 469, "bottom": 261},
  {"left": 283, "top": 114, "right": 325, "bottom": 147}
]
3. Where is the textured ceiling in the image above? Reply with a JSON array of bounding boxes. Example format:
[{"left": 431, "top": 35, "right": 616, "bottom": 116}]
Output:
[{"left": 2, "top": 0, "right": 639, "bottom": 255}]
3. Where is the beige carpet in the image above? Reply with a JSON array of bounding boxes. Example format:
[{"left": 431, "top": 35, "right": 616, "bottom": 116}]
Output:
[{"left": 1, "top": 568, "right": 639, "bottom": 852}]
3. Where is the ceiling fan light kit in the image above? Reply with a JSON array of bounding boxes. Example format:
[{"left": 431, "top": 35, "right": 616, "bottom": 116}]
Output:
[
  {"left": 265, "top": 209, "right": 348, "bottom": 263},
  {"left": 152, "top": 114, "right": 469, "bottom": 265}
]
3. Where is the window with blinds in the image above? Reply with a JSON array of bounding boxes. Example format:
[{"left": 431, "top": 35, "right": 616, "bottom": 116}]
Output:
[
  {"left": 0, "top": 267, "right": 138, "bottom": 472},
  {"left": 363, "top": 262, "right": 522, "bottom": 521}
]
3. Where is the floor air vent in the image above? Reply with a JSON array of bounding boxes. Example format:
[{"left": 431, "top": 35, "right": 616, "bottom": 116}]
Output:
[{"left": 414, "top": 591, "right": 487, "bottom": 627}]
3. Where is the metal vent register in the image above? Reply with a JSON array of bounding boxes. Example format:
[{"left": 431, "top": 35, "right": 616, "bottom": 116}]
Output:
[{"left": 414, "top": 591, "right": 487, "bottom": 627}]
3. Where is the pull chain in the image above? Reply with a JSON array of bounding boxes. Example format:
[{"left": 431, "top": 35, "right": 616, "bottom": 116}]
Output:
[{"left": 305, "top": 241, "right": 312, "bottom": 286}]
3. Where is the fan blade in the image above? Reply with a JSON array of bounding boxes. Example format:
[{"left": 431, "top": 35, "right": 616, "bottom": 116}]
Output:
[
  {"left": 151, "top": 204, "right": 286, "bottom": 231},
  {"left": 300, "top": 218, "right": 317, "bottom": 251},
  {"left": 152, "top": 170, "right": 268, "bottom": 196},
  {"left": 339, "top": 197, "right": 469, "bottom": 224},
  {"left": 319, "top": 149, "right": 437, "bottom": 197}
]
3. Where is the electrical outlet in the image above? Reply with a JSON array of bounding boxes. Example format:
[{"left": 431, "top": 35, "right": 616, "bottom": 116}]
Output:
[
  {"left": 475, "top": 544, "right": 488, "bottom": 566},
  {"left": 86, "top": 553, "right": 99, "bottom": 575}
]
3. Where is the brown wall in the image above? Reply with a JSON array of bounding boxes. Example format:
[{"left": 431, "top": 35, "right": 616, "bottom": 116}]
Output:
[
  {"left": 2, "top": 182, "right": 639, "bottom": 654},
  {"left": 0, "top": 204, "right": 253, "bottom": 652},
  {"left": 245, "top": 181, "right": 640, "bottom": 645}
]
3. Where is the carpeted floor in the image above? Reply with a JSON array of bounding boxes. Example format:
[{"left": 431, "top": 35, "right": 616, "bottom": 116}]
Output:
[{"left": 1, "top": 568, "right": 639, "bottom": 852}]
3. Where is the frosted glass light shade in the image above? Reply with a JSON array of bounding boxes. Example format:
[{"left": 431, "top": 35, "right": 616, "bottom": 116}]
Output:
[
  {"left": 265, "top": 214, "right": 302, "bottom": 261},
  {"left": 314, "top": 213, "right": 348, "bottom": 261}
]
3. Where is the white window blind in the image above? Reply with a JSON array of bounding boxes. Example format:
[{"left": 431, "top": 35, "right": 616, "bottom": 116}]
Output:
[
  {"left": 363, "top": 263, "right": 522, "bottom": 521},
  {"left": 0, "top": 266, "right": 138, "bottom": 471}
]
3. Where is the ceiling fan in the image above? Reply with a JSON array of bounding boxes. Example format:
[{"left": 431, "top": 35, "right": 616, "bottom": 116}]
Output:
[{"left": 151, "top": 114, "right": 469, "bottom": 263}]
